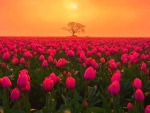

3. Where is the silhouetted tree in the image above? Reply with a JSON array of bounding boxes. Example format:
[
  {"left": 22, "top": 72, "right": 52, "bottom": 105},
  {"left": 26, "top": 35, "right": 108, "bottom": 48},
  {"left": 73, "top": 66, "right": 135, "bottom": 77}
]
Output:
[{"left": 62, "top": 22, "right": 85, "bottom": 36}]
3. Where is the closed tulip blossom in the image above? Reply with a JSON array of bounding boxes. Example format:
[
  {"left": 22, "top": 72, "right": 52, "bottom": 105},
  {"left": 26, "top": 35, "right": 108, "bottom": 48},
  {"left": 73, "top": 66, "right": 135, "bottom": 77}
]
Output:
[
  {"left": 84, "top": 67, "right": 96, "bottom": 81},
  {"left": 127, "top": 102, "right": 133, "bottom": 110},
  {"left": 49, "top": 73, "right": 57, "bottom": 84},
  {"left": 133, "top": 78, "right": 142, "bottom": 89},
  {"left": 65, "top": 77, "right": 76, "bottom": 89},
  {"left": 141, "top": 62, "right": 147, "bottom": 71},
  {"left": 111, "top": 70, "right": 121, "bottom": 82},
  {"left": 17, "top": 72, "right": 28, "bottom": 88},
  {"left": 100, "top": 57, "right": 105, "bottom": 64},
  {"left": 22, "top": 81, "right": 31, "bottom": 92},
  {"left": 108, "top": 80, "right": 120, "bottom": 95},
  {"left": 135, "top": 89, "right": 145, "bottom": 102},
  {"left": 2, "top": 76, "right": 12, "bottom": 88},
  {"left": 42, "top": 60, "right": 48, "bottom": 67},
  {"left": 43, "top": 77, "right": 54, "bottom": 92},
  {"left": 10, "top": 88, "right": 20, "bottom": 101},
  {"left": 3, "top": 52, "right": 10, "bottom": 61},
  {"left": 145, "top": 105, "right": 150, "bottom": 113},
  {"left": 20, "top": 58, "right": 25, "bottom": 64},
  {"left": 39, "top": 55, "right": 45, "bottom": 61}
]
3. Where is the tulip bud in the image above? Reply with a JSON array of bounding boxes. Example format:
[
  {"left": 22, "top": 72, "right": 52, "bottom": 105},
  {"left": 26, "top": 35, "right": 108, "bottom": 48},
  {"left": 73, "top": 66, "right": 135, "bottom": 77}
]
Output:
[
  {"left": 43, "top": 77, "right": 54, "bottom": 92},
  {"left": 84, "top": 101, "right": 88, "bottom": 107},
  {"left": 84, "top": 67, "right": 96, "bottom": 81},
  {"left": 141, "top": 62, "right": 147, "bottom": 71},
  {"left": 3, "top": 52, "right": 10, "bottom": 61},
  {"left": 127, "top": 102, "right": 133, "bottom": 110},
  {"left": 49, "top": 73, "right": 57, "bottom": 84},
  {"left": 20, "top": 58, "right": 25, "bottom": 64},
  {"left": 22, "top": 81, "right": 31, "bottom": 92},
  {"left": 135, "top": 89, "right": 145, "bottom": 101},
  {"left": 65, "top": 77, "right": 76, "bottom": 89},
  {"left": 145, "top": 105, "right": 150, "bottom": 113},
  {"left": 100, "top": 57, "right": 105, "bottom": 64},
  {"left": 10, "top": 88, "right": 20, "bottom": 101},
  {"left": 133, "top": 78, "right": 142, "bottom": 89},
  {"left": 108, "top": 80, "right": 120, "bottom": 95},
  {"left": 2, "top": 76, "right": 12, "bottom": 88},
  {"left": 42, "top": 60, "right": 48, "bottom": 67}
]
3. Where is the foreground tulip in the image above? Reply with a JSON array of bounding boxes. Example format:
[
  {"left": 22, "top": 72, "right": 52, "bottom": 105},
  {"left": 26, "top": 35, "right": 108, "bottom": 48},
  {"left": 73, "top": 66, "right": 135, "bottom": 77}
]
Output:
[
  {"left": 3, "top": 52, "right": 10, "bottom": 61},
  {"left": 84, "top": 67, "right": 96, "bottom": 81},
  {"left": 2, "top": 76, "right": 12, "bottom": 88},
  {"left": 108, "top": 80, "right": 120, "bottom": 95},
  {"left": 65, "top": 77, "right": 76, "bottom": 89},
  {"left": 135, "top": 89, "right": 145, "bottom": 101},
  {"left": 43, "top": 78, "right": 54, "bottom": 92},
  {"left": 133, "top": 78, "right": 142, "bottom": 89},
  {"left": 127, "top": 102, "right": 133, "bottom": 110},
  {"left": 17, "top": 73, "right": 28, "bottom": 88},
  {"left": 10, "top": 88, "right": 20, "bottom": 101},
  {"left": 145, "top": 105, "right": 150, "bottom": 113}
]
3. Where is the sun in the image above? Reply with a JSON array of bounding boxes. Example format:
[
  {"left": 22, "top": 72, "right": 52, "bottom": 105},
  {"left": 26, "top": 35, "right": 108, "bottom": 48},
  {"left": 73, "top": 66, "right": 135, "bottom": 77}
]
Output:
[{"left": 72, "top": 4, "right": 77, "bottom": 9}]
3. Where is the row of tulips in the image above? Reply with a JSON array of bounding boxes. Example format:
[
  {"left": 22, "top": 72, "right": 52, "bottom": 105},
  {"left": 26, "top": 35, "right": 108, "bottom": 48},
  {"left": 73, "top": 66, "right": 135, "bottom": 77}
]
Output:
[{"left": 0, "top": 37, "right": 150, "bottom": 113}]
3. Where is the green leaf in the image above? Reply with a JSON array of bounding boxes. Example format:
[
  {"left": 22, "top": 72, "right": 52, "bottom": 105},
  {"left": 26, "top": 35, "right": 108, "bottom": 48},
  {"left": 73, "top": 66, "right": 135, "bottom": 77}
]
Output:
[
  {"left": 86, "top": 107, "right": 105, "bottom": 113},
  {"left": 87, "top": 86, "right": 97, "bottom": 101},
  {"left": 10, "top": 110, "right": 26, "bottom": 113},
  {"left": 62, "top": 95, "right": 69, "bottom": 104}
]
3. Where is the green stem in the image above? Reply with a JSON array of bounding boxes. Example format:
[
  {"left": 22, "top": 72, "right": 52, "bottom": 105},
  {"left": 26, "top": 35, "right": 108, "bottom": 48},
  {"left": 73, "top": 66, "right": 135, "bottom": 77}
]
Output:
[
  {"left": 84, "top": 81, "right": 88, "bottom": 101},
  {"left": 4, "top": 89, "right": 9, "bottom": 113},
  {"left": 25, "top": 93, "right": 29, "bottom": 113},
  {"left": 113, "top": 95, "right": 116, "bottom": 113},
  {"left": 46, "top": 92, "right": 51, "bottom": 110}
]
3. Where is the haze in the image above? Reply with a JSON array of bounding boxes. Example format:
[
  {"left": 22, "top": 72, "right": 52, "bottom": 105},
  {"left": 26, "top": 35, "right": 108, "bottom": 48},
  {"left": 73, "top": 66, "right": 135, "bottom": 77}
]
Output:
[{"left": 0, "top": 0, "right": 150, "bottom": 37}]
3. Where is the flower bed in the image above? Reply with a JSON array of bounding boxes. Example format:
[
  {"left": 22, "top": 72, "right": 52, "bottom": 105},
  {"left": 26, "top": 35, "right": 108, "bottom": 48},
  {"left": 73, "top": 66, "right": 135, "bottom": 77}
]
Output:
[{"left": 0, "top": 37, "right": 150, "bottom": 113}]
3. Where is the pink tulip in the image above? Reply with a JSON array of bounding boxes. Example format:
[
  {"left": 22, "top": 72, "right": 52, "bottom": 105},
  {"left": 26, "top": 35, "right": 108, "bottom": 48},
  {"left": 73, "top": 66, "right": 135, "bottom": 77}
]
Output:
[
  {"left": 109, "top": 62, "right": 117, "bottom": 70},
  {"left": 10, "top": 88, "right": 20, "bottom": 101},
  {"left": 39, "top": 55, "right": 45, "bottom": 61},
  {"left": 135, "top": 89, "right": 145, "bottom": 101},
  {"left": 65, "top": 77, "right": 76, "bottom": 89},
  {"left": 42, "top": 60, "right": 48, "bottom": 67},
  {"left": 145, "top": 105, "right": 150, "bottom": 113},
  {"left": 133, "top": 78, "right": 142, "bottom": 89},
  {"left": 20, "top": 58, "right": 25, "bottom": 64},
  {"left": 67, "top": 50, "right": 75, "bottom": 57},
  {"left": 127, "top": 102, "right": 133, "bottom": 110},
  {"left": 100, "top": 57, "right": 105, "bottom": 64},
  {"left": 49, "top": 73, "right": 57, "bottom": 84},
  {"left": 12, "top": 58, "right": 19, "bottom": 65},
  {"left": 108, "top": 80, "right": 120, "bottom": 95},
  {"left": 2, "top": 76, "right": 12, "bottom": 88},
  {"left": 1, "top": 63, "right": 6, "bottom": 68},
  {"left": 84, "top": 67, "right": 96, "bottom": 81},
  {"left": 22, "top": 81, "right": 31, "bottom": 92},
  {"left": 17, "top": 73, "right": 28, "bottom": 88},
  {"left": 43, "top": 77, "right": 54, "bottom": 92},
  {"left": 48, "top": 56, "right": 53, "bottom": 63},
  {"left": 141, "top": 62, "right": 147, "bottom": 71},
  {"left": 111, "top": 70, "right": 121, "bottom": 82},
  {"left": 3, "top": 52, "right": 10, "bottom": 61}
]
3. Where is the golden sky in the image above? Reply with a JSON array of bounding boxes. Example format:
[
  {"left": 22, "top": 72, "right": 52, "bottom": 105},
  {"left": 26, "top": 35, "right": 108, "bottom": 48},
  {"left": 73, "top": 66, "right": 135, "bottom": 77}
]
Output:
[{"left": 0, "top": 0, "right": 150, "bottom": 37}]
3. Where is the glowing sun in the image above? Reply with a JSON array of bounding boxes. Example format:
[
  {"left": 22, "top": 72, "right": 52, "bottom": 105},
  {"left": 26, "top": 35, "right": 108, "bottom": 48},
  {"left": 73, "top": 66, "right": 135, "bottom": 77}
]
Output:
[{"left": 72, "top": 4, "right": 77, "bottom": 9}]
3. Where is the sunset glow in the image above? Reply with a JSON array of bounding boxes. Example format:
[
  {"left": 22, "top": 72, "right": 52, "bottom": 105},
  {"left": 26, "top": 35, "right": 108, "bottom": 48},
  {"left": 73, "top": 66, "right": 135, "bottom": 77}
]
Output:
[{"left": 0, "top": 0, "right": 150, "bottom": 37}]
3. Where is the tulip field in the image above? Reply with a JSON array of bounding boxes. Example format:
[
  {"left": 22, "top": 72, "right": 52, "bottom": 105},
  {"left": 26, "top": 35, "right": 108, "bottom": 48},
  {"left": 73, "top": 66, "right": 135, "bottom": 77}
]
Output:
[{"left": 0, "top": 37, "right": 150, "bottom": 113}]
